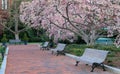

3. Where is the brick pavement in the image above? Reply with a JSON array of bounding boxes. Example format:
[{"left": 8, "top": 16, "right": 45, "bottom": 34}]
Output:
[{"left": 5, "top": 44, "right": 114, "bottom": 74}]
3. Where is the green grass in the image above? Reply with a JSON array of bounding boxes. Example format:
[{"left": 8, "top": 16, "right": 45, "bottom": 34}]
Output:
[
  {"left": 65, "top": 44, "right": 120, "bottom": 56},
  {"left": 0, "top": 57, "right": 2, "bottom": 68},
  {"left": 65, "top": 44, "right": 85, "bottom": 56},
  {"left": 0, "top": 46, "right": 6, "bottom": 68}
]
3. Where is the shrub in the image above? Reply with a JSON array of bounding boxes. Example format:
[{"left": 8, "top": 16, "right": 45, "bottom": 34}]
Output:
[
  {"left": 29, "top": 37, "right": 42, "bottom": 42},
  {"left": 0, "top": 46, "right": 6, "bottom": 60},
  {"left": 64, "top": 44, "right": 85, "bottom": 56},
  {"left": 75, "top": 36, "right": 86, "bottom": 44},
  {"left": 1, "top": 34, "right": 8, "bottom": 43},
  {"left": 22, "top": 33, "right": 29, "bottom": 41},
  {"left": 58, "top": 39, "right": 71, "bottom": 44}
]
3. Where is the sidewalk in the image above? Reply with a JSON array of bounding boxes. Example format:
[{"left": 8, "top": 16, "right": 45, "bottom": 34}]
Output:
[{"left": 5, "top": 44, "right": 114, "bottom": 74}]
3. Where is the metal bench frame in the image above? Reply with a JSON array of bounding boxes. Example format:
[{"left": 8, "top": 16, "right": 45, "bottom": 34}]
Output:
[
  {"left": 9, "top": 39, "right": 22, "bottom": 44},
  {"left": 50, "top": 43, "right": 66, "bottom": 56},
  {"left": 75, "top": 48, "right": 109, "bottom": 72},
  {"left": 40, "top": 42, "right": 49, "bottom": 50}
]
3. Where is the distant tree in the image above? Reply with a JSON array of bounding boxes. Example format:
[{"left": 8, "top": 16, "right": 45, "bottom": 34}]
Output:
[
  {"left": 0, "top": 9, "right": 8, "bottom": 35},
  {"left": 1, "top": 0, "right": 31, "bottom": 40}
]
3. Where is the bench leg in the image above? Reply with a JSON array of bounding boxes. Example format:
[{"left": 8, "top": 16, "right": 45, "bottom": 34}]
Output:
[
  {"left": 57, "top": 51, "right": 61, "bottom": 56},
  {"left": 86, "top": 64, "right": 88, "bottom": 66},
  {"left": 40, "top": 47, "right": 43, "bottom": 50},
  {"left": 91, "top": 63, "right": 98, "bottom": 72},
  {"left": 51, "top": 51, "right": 54, "bottom": 54},
  {"left": 56, "top": 51, "right": 65, "bottom": 56},
  {"left": 57, "top": 52, "right": 59, "bottom": 56},
  {"left": 91, "top": 63, "right": 106, "bottom": 72},
  {"left": 101, "top": 63, "right": 106, "bottom": 71},
  {"left": 46, "top": 47, "right": 49, "bottom": 50},
  {"left": 75, "top": 61, "right": 79, "bottom": 66},
  {"left": 43, "top": 47, "right": 47, "bottom": 50},
  {"left": 42, "top": 47, "right": 45, "bottom": 50}
]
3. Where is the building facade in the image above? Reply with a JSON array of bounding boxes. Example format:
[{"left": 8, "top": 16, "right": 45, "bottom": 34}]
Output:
[{"left": 0, "top": 0, "right": 12, "bottom": 9}]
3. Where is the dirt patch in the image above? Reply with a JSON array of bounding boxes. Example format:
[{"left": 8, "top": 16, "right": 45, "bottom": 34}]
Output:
[{"left": 105, "top": 52, "right": 120, "bottom": 69}]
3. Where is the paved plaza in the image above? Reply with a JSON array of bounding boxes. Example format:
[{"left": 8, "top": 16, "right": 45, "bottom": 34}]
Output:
[{"left": 5, "top": 44, "right": 114, "bottom": 74}]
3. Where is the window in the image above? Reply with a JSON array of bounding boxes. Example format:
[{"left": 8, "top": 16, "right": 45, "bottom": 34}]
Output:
[{"left": 2, "top": 0, "right": 8, "bottom": 9}]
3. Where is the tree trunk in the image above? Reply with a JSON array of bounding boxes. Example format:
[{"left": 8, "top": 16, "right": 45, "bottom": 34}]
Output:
[
  {"left": 89, "top": 30, "right": 97, "bottom": 46},
  {"left": 82, "top": 36, "right": 90, "bottom": 46},
  {"left": 15, "top": 33, "right": 19, "bottom": 40},
  {"left": 82, "top": 33, "right": 96, "bottom": 46}
]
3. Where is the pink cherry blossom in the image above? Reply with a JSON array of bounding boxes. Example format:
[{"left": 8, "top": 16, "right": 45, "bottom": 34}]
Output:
[{"left": 20, "top": 0, "right": 120, "bottom": 46}]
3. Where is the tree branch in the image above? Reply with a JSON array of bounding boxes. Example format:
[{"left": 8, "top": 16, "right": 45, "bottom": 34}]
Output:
[{"left": 0, "top": 22, "right": 15, "bottom": 34}]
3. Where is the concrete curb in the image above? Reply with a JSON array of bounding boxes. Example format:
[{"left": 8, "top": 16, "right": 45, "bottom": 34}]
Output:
[
  {"left": 105, "top": 65, "right": 120, "bottom": 74},
  {"left": 65, "top": 53, "right": 120, "bottom": 74},
  {"left": 0, "top": 47, "right": 9, "bottom": 74}
]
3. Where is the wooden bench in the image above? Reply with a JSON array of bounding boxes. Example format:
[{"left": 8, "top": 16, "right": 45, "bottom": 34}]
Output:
[
  {"left": 66, "top": 48, "right": 109, "bottom": 72},
  {"left": 50, "top": 43, "right": 66, "bottom": 56},
  {"left": 9, "top": 39, "right": 22, "bottom": 44}
]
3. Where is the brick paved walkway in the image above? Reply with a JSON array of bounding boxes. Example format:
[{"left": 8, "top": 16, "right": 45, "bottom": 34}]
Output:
[{"left": 5, "top": 44, "right": 114, "bottom": 74}]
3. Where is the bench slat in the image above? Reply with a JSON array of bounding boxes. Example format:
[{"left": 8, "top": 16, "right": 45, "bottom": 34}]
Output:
[
  {"left": 9, "top": 39, "right": 22, "bottom": 44},
  {"left": 74, "top": 48, "right": 109, "bottom": 72},
  {"left": 50, "top": 43, "right": 66, "bottom": 55},
  {"left": 81, "top": 48, "right": 109, "bottom": 63}
]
